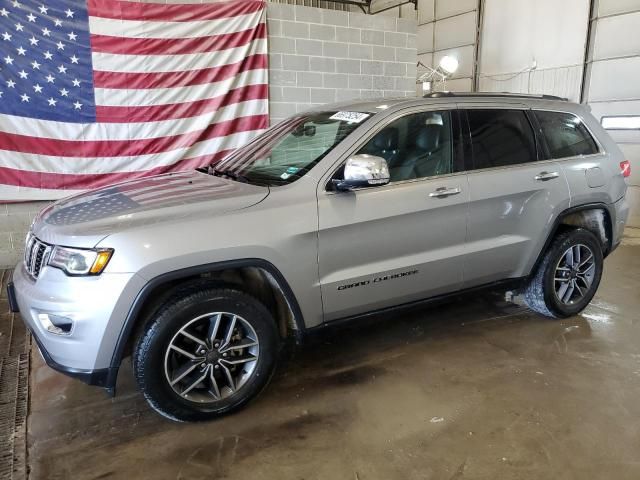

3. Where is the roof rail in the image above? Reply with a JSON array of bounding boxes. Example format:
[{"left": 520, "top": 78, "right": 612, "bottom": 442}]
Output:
[{"left": 423, "top": 92, "right": 569, "bottom": 101}]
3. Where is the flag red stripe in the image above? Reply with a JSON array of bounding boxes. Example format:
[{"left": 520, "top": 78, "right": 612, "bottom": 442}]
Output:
[
  {"left": 90, "top": 23, "right": 266, "bottom": 56},
  {"left": 0, "top": 151, "right": 233, "bottom": 190},
  {"left": 95, "top": 84, "right": 268, "bottom": 123},
  {"left": 0, "top": 114, "right": 268, "bottom": 157},
  {"left": 87, "top": 0, "right": 264, "bottom": 22},
  {"left": 93, "top": 53, "right": 267, "bottom": 89}
]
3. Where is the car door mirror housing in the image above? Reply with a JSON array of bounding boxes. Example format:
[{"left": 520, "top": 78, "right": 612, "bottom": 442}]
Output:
[{"left": 333, "top": 154, "right": 390, "bottom": 191}]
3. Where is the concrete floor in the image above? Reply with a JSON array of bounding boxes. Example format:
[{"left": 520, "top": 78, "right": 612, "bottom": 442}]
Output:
[{"left": 25, "top": 242, "right": 640, "bottom": 480}]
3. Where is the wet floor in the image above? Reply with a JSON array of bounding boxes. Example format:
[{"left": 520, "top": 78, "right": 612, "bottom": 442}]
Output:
[{"left": 26, "top": 243, "right": 640, "bottom": 480}]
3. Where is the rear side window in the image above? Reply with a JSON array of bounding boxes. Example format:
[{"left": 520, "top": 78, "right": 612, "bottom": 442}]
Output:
[
  {"left": 535, "top": 111, "right": 599, "bottom": 158},
  {"left": 467, "top": 109, "right": 537, "bottom": 170}
]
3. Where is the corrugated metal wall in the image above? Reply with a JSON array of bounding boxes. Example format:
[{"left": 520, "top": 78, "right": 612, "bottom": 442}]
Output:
[
  {"left": 477, "top": 0, "right": 589, "bottom": 102},
  {"left": 416, "top": 0, "right": 479, "bottom": 92},
  {"left": 583, "top": 0, "right": 640, "bottom": 227},
  {"left": 584, "top": 4, "right": 640, "bottom": 166},
  {"left": 413, "top": 0, "right": 638, "bottom": 229}
]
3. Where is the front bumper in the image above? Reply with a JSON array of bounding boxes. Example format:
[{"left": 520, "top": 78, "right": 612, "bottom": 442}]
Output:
[
  {"left": 10, "top": 263, "right": 142, "bottom": 388},
  {"left": 34, "top": 323, "right": 115, "bottom": 386},
  {"left": 8, "top": 279, "right": 113, "bottom": 386}
]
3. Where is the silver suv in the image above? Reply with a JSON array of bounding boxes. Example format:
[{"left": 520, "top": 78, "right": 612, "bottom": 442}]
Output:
[{"left": 8, "top": 93, "right": 631, "bottom": 422}]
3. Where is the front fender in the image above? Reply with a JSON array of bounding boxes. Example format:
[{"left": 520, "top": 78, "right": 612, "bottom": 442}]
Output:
[{"left": 105, "top": 258, "right": 308, "bottom": 393}]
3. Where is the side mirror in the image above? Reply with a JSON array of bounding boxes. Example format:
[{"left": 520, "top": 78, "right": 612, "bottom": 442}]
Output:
[{"left": 333, "top": 154, "right": 390, "bottom": 191}]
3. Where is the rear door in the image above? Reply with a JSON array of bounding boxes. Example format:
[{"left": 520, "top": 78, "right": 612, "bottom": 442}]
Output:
[
  {"left": 316, "top": 107, "right": 469, "bottom": 321},
  {"left": 461, "top": 105, "right": 571, "bottom": 287}
]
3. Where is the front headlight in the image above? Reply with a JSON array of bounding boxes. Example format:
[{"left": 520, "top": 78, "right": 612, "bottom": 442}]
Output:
[{"left": 48, "top": 246, "right": 114, "bottom": 276}]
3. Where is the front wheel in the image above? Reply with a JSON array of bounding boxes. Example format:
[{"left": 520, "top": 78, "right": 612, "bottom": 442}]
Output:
[
  {"left": 133, "top": 285, "right": 279, "bottom": 422},
  {"left": 523, "top": 228, "right": 603, "bottom": 318}
]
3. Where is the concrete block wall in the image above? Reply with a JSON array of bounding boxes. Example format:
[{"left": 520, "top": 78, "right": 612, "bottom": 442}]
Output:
[
  {"left": 269, "top": 0, "right": 349, "bottom": 11},
  {"left": 267, "top": 3, "right": 418, "bottom": 124},
  {"left": 1, "top": 202, "right": 49, "bottom": 268}
]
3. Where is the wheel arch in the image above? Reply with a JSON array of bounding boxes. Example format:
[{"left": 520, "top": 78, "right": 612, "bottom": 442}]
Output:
[
  {"left": 529, "top": 202, "right": 613, "bottom": 278},
  {"left": 105, "top": 259, "right": 306, "bottom": 392}
]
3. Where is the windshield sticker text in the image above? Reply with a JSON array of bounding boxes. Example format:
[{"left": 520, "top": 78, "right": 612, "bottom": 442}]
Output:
[{"left": 330, "top": 112, "right": 370, "bottom": 124}]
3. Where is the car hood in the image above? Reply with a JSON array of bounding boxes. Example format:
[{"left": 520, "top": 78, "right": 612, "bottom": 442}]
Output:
[{"left": 32, "top": 171, "right": 269, "bottom": 247}]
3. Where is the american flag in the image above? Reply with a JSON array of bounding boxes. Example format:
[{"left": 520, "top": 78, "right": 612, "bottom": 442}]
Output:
[{"left": 0, "top": 0, "right": 268, "bottom": 200}]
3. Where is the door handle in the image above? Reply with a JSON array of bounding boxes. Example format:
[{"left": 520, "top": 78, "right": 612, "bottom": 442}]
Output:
[
  {"left": 534, "top": 171, "right": 560, "bottom": 181},
  {"left": 429, "top": 187, "right": 461, "bottom": 198}
]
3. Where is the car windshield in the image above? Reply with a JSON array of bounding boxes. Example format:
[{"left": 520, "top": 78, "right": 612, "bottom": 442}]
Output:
[{"left": 210, "top": 111, "right": 372, "bottom": 186}]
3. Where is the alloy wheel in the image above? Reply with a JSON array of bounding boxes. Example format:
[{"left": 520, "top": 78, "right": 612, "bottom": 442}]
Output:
[
  {"left": 163, "top": 312, "right": 259, "bottom": 403},
  {"left": 553, "top": 244, "right": 596, "bottom": 305}
]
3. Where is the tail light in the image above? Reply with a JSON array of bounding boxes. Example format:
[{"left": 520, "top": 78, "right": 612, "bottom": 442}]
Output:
[{"left": 620, "top": 160, "right": 631, "bottom": 178}]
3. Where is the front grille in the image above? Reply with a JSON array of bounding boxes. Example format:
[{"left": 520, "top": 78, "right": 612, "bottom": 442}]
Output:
[{"left": 23, "top": 234, "right": 52, "bottom": 280}]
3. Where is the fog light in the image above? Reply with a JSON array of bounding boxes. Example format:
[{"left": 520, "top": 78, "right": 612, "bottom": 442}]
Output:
[{"left": 37, "top": 313, "right": 73, "bottom": 336}]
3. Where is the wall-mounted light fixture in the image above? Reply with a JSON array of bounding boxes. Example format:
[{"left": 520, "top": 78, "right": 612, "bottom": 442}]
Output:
[{"left": 417, "top": 55, "right": 459, "bottom": 93}]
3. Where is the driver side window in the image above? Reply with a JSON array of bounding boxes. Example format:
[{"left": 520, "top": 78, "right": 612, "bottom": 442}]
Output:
[{"left": 356, "top": 110, "right": 453, "bottom": 182}]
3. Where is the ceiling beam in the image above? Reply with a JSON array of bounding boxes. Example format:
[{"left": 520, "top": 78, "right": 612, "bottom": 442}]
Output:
[{"left": 326, "top": 0, "right": 417, "bottom": 15}]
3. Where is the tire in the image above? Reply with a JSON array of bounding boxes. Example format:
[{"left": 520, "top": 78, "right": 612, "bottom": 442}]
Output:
[
  {"left": 133, "top": 284, "right": 279, "bottom": 422},
  {"left": 523, "top": 228, "right": 603, "bottom": 318}
]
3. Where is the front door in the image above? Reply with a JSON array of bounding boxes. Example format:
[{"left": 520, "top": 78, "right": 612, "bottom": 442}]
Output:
[{"left": 317, "top": 108, "right": 469, "bottom": 321}]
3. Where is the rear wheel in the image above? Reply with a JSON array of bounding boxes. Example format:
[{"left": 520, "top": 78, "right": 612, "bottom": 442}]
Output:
[
  {"left": 524, "top": 228, "right": 603, "bottom": 318},
  {"left": 133, "top": 285, "right": 278, "bottom": 422}
]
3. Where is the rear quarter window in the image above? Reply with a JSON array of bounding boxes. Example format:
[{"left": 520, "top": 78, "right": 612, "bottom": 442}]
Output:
[{"left": 535, "top": 111, "right": 599, "bottom": 159}]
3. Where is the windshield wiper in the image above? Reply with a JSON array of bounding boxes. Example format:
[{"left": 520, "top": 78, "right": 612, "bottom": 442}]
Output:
[{"left": 211, "top": 168, "right": 249, "bottom": 183}]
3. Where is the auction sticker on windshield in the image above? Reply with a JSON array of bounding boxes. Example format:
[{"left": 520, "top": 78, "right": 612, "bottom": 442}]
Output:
[
  {"left": 280, "top": 166, "right": 300, "bottom": 180},
  {"left": 330, "top": 112, "right": 370, "bottom": 123}
]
